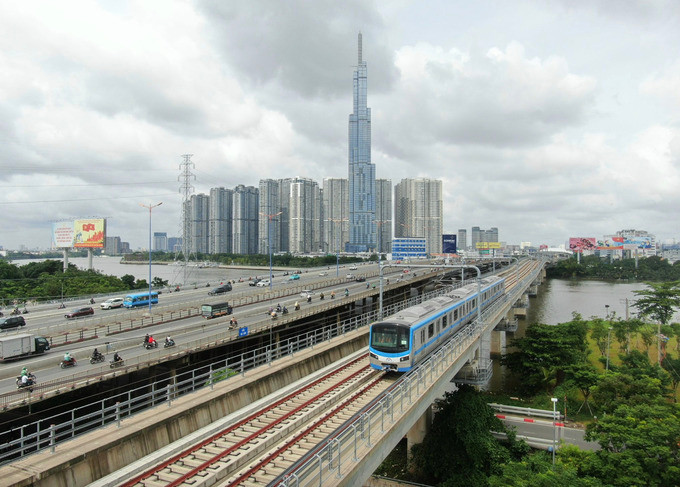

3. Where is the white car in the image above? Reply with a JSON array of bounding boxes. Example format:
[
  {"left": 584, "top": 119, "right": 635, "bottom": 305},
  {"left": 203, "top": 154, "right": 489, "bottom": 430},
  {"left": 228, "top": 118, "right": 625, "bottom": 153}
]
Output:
[
  {"left": 256, "top": 279, "right": 271, "bottom": 287},
  {"left": 346, "top": 274, "right": 356, "bottom": 280},
  {"left": 100, "top": 298, "right": 124, "bottom": 310},
  {"left": 349, "top": 265, "right": 358, "bottom": 270},
  {"left": 318, "top": 271, "right": 328, "bottom": 276}
]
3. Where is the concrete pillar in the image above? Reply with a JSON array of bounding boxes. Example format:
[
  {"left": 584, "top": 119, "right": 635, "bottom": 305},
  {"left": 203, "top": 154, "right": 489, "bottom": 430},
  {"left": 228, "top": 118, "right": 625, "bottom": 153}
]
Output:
[
  {"left": 87, "top": 248, "right": 93, "bottom": 270},
  {"left": 406, "top": 405, "right": 432, "bottom": 466},
  {"left": 63, "top": 249, "right": 69, "bottom": 272}
]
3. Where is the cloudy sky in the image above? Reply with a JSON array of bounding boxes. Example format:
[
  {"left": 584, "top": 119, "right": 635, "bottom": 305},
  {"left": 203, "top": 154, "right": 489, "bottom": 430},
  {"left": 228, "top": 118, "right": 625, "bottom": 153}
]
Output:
[{"left": 1, "top": 0, "right": 679, "bottom": 251}]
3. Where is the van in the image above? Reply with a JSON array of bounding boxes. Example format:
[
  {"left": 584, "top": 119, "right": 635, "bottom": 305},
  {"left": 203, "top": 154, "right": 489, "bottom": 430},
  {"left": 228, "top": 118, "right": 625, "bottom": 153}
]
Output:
[
  {"left": 0, "top": 316, "right": 26, "bottom": 330},
  {"left": 209, "top": 283, "right": 233, "bottom": 295},
  {"left": 100, "top": 298, "right": 124, "bottom": 310}
]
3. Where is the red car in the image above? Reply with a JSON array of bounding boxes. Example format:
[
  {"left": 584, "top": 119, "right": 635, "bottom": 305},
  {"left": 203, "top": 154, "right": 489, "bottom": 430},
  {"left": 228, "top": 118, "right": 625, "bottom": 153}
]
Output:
[{"left": 65, "top": 307, "right": 94, "bottom": 319}]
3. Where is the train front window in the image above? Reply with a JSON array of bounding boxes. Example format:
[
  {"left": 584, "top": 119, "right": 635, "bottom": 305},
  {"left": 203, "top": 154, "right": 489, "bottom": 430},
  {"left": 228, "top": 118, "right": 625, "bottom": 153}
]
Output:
[{"left": 371, "top": 323, "right": 409, "bottom": 353}]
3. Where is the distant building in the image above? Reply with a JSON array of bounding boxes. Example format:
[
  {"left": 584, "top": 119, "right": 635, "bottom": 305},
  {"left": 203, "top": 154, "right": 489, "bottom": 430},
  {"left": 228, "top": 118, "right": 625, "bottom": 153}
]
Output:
[
  {"left": 232, "top": 185, "right": 259, "bottom": 255},
  {"left": 457, "top": 229, "right": 467, "bottom": 252},
  {"left": 322, "top": 178, "right": 349, "bottom": 253},
  {"left": 375, "top": 179, "right": 392, "bottom": 254},
  {"left": 209, "top": 187, "right": 234, "bottom": 254},
  {"left": 153, "top": 232, "right": 167, "bottom": 251},
  {"left": 167, "top": 237, "right": 182, "bottom": 253},
  {"left": 391, "top": 237, "right": 427, "bottom": 260},
  {"left": 105, "top": 236, "right": 121, "bottom": 255},
  {"left": 394, "top": 178, "right": 443, "bottom": 255}
]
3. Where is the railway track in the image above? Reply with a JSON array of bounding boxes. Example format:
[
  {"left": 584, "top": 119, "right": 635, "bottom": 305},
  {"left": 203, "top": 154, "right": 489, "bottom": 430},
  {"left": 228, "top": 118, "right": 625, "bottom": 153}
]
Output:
[{"left": 120, "top": 353, "right": 391, "bottom": 487}]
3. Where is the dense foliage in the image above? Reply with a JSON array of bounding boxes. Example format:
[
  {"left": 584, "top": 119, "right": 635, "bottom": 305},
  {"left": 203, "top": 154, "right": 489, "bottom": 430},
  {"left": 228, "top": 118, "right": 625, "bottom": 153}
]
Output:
[
  {"left": 0, "top": 259, "right": 155, "bottom": 304},
  {"left": 547, "top": 255, "right": 680, "bottom": 281}
]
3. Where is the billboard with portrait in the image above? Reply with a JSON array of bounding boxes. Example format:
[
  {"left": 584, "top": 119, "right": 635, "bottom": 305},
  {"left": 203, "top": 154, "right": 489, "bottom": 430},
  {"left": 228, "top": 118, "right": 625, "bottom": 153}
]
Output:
[
  {"left": 623, "top": 237, "right": 652, "bottom": 249},
  {"left": 52, "top": 221, "right": 74, "bottom": 248},
  {"left": 442, "top": 234, "right": 457, "bottom": 254},
  {"left": 597, "top": 236, "right": 624, "bottom": 250},
  {"left": 73, "top": 218, "right": 106, "bottom": 248},
  {"left": 569, "top": 237, "right": 597, "bottom": 252}
]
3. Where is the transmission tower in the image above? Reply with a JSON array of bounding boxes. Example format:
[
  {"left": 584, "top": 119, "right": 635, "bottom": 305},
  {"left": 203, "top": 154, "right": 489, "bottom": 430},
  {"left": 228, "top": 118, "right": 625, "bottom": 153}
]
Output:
[{"left": 177, "top": 154, "right": 196, "bottom": 284}]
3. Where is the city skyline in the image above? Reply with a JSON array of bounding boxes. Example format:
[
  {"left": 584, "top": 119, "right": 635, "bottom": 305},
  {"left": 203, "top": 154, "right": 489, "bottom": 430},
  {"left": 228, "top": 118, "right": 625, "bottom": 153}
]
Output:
[{"left": 1, "top": 2, "right": 679, "bottom": 250}]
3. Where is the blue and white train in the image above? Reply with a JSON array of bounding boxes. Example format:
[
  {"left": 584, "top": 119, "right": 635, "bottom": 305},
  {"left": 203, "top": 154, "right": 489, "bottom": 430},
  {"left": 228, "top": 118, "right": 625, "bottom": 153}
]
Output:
[{"left": 369, "top": 276, "right": 505, "bottom": 372}]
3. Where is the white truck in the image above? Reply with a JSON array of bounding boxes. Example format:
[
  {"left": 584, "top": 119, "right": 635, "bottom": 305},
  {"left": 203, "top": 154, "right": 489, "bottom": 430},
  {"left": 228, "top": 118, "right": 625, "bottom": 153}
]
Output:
[{"left": 0, "top": 334, "right": 50, "bottom": 361}]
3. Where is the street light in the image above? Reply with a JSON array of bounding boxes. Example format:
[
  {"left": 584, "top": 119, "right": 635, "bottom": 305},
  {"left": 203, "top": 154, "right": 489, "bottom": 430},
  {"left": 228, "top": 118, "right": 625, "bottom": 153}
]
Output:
[
  {"left": 604, "top": 304, "right": 610, "bottom": 319},
  {"left": 259, "top": 211, "right": 282, "bottom": 292},
  {"left": 140, "top": 202, "right": 162, "bottom": 314},
  {"left": 551, "top": 397, "right": 558, "bottom": 465},
  {"left": 606, "top": 326, "right": 613, "bottom": 372}
]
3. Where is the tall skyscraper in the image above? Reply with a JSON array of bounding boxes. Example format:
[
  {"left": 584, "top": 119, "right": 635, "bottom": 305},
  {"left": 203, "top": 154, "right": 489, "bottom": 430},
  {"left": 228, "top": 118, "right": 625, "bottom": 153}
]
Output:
[
  {"left": 153, "top": 232, "right": 168, "bottom": 251},
  {"left": 375, "top": 179, "right": 392, "bottom": 254},
  {"left": 187, "top": 193, "right": 209, "bottom": 254},
  {"left": 322, "top": 178, "right": 349, "bottom": 253},
  {"left": 258, "top": 179, "right": 281, "bottom": 255},
  {"left": 394, "top": 178, "right": 443, "bottom": 255},
  {"left": 457, "top": 229, "right": 467, "bottom": 252},
  {"left": 209, "top": 187, "right": 233, "bottom": 254},
  {"left": 232, "top": 185, "right": 259, "bottom": 254},
  {"left": 347, "top": 33, "right": 376, "bottom": 253},
  {"left": 289, "top": 177, "right": 321, "bottom": 254}
]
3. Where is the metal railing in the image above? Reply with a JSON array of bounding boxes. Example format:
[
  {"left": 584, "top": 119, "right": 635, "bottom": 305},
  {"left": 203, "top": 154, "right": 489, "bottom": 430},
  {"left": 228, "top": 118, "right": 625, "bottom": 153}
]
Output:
[{"left": 488, "top": 403, "right": 562, "bottom": 420}]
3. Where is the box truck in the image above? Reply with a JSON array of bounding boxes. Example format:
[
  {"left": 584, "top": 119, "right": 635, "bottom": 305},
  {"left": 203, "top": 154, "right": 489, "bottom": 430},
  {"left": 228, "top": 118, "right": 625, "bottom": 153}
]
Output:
[{"left": 0, "top": 334, "right": 50, "bottom": 361}]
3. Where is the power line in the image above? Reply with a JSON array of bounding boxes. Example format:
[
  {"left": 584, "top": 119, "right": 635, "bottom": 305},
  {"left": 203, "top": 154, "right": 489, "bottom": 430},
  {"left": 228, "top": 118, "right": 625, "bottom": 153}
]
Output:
[{"left": 0, "top": 193, "right": 177, "bottom": 205}]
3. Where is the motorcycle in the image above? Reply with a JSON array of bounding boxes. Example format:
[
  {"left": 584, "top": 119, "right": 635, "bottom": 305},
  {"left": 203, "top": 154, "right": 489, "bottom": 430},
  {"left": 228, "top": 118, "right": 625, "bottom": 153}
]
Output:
[
  {"left": 60, "top": 358, "right": 77, "bottom": 369},
  {"left": 282, "top": 307, "right": 288, "bottom": 315},
  {"left": 110, "top": 359, "right": 125, "bottom": 369},
  {"left": 164, "top": 339, "right": 176, "bottom": 348},
  {"left": 90, "top": 353, "right": 106, "bottom": 364},
  {"left": 16, "top": 373, "right": 37, "bottom": 391},
  {"left": 57, "top": 303, "right": 66, "bottom": 309},
  {"left": 11, "top": 308, "right": 20, "bottom": 316},
  {"left": 22, "top": 308, "right": 29, "bottom": 314},
  {"left": 143, "top": 341, "right": 158, "bottom": 350}
]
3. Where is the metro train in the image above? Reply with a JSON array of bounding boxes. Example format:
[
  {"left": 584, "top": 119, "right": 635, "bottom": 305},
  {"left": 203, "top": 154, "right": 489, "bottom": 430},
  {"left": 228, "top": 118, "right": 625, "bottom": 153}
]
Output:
[{"left": 369, "top": 276, "right": 505, "bottom": 372}]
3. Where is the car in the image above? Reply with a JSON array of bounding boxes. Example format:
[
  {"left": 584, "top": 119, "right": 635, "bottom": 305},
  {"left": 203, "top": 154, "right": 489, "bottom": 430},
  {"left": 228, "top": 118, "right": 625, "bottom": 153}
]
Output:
[
  {"left": 300, "top": 290, "right": 316, "bottom": 298},
  {"left": 289, "top": 274, "right": 300, "bottom": 281},
  {"left": 65, "top": 307, "right": 94, "bottom": 319},
  {"left": 249, "top": 278, "right": 261, "bottom": 287},
  {"left": 256, "top": 279, "right": 271, "bottom": 287},
  {"left": 0, "top": 316, "right": 26, "bottom": 330},
  {"left": 355, "top": 276, "right": 366, "bottom": 282},
  {"left": 100, "top": 298, "right": 124, "bottom": 310},
  {"left": 349, "top": 265, "right": 358, "bottom": 270},
  {"left": 346, "top": 274, "right": 356, "bottom": 280},
  {"left": 208, "top": 283, "right": 232, "bottom": 295},
  {"left": 318, "top": 271, "right": 328, "bottom": 276}
]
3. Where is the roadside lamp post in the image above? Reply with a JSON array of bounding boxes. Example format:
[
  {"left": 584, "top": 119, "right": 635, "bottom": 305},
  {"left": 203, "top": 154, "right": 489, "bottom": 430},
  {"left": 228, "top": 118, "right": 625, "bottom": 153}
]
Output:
[
  {"left": 260, "top": 211, "right": 281, "bottom": 365},
  {"left": 140, "top": 202, "right": 162, "bottom": 314},
  {"left": 604, "top": 304, "right": 610, "bottom": 319},
  {"left": 606, "top": 326, "right": 613, "bottom": 372},
  {"left": 551, "top": 397, "right": 558, "bottom": 465}
]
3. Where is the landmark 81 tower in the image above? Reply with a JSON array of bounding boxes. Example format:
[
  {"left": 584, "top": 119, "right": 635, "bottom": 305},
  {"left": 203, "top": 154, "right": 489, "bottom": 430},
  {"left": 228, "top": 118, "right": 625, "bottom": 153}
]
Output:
[{"left": 347, "top": 32, "right": 376, "bottom": 253}]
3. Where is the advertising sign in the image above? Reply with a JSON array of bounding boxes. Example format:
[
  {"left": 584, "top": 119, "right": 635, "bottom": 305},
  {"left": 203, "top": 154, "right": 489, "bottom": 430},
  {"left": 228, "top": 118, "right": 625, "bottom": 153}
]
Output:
[
  {"left": 73, "top": 218, "right": 106, "bottom": 248},
  {"left": 597, "top": 236, "right": 623, "bottom": 250},
  {"left": 442, "top": 234, "right": 457, "bottom": 254},
  {"left": 476, "top": 242, "right": 502, "bottom": 249},
  {"left": 52, "top": 221, "right": 74, "bottom": 248},
  {"left": 623, "top": 237, "right": 652, "bottom": 249},
  {"left": 568, "top": 237, "right": 597, "bottom": 253}
]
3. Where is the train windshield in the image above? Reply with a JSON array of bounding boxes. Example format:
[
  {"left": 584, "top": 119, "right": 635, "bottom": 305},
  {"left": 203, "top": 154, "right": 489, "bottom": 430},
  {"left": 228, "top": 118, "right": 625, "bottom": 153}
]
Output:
[{"left": 371, "top": 323, "right": 409, "bottom": 353}]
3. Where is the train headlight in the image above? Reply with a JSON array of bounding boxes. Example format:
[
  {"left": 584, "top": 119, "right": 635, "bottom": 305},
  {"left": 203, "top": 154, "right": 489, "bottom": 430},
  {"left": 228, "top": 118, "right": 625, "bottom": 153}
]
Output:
[{"left": 400, "top": 356, "right": 409, "bottom": 362}]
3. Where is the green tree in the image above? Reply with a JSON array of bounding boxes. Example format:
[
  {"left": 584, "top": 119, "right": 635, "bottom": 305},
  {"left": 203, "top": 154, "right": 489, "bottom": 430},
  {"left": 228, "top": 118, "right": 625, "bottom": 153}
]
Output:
[
  {"left": 409, "top": 385, "right": 528, "bottom": 486},
  {"left": 490, "top": 450, "right": 603, "bottom": 487},
  {"left": 661, "top": 354, "right": 680, "bottom": 400},
  {"left": 121, "top": 274, "right": 136, "bottom": 289},
  {"left": 634, "top": 281, "right": 680, "bottom": 327},
  {"left": 590, "top": 372, "right": 667, "bottom": 414},
  {"left": 565, "top": 362, "right": 600, "bottom": 416},
  {"left": 584, "top": 403, "right": 680, "bottom": 486}
]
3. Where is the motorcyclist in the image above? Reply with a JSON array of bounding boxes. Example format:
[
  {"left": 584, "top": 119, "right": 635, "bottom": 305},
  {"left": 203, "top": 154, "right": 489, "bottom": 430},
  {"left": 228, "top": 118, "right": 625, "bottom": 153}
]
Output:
[
  {"left": 113, "top": 352, "right": 122, "bottom": 363},
  {"left": 276, "top": 303, "right": 282, "bottom": 313},
  {"left": 320, "top": 292, "right": 325, "bottom": 300},
  {"left": 282, "top": 306, "right": 288, "bottom": 314},
  {"left": 344, "top": 288, "right": 349, "bottom": 297},
  {"left": 21, "top": 366, "right": 28, "bottom": 377},
  {"left": 89, "top": 298, "right": 95, "bottom": 304},
  {"left": 165, "top": 336, "right": 174, "bottom": 346},
  {"left": 58, "top": 302, "right": 65, "bottom": 309},
  {"left": 63, "top": 351, "right": 73, "bottom": 364},
  {"left": 21, "top": 374, "right": 34, "bottom": 387},
  {"left": 271, "top": 310, "right": 277, "bottom": 319},
  {"left": 366, "top": 282, "right": 370, "bottom": 289},
  {"left": 294, "top": 301, "right": 300, "bottom": 310},
  {"left": 330, "top": 291, "right": 335, "bottom": 299},
  {"left": 144, "top": 334, "right": 150, "bottom": 345},
  {"left": 92, "top": 348, "right": 102, "bottom": 360},
  {"left": 148, "top": 335, "right": 156, "bottom": 347},
  {"left": 229, "top": 316, "right": 238, "bottom": 328},
  {"left": 307, "top": 295, "right": 312, "bottom": 303}
]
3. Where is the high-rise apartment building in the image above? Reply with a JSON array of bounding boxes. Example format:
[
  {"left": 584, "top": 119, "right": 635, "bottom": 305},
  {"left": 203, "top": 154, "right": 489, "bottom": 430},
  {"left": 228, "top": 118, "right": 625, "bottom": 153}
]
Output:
[
  {"left": 322, "top": 178, "right": 349, "bottom": 253},
  {"left": 153, "top": 232, "right": 167, "bottom": 251},
  {"left": 470, "top": 226, "right": 499, "bottom": 251},
  {"left": 347, "top": 33, "right": 376, "bottom": 253},
  {"left": 209, "top": 187, "right": 233, "bottom": 254},
  {"left": 375, "top": 179, "right": 392, "bottom": 254},
  {"left": 259, "top": 179, "right": 282, "bottom": 255},
  {"left": 187, "top": 194, "right": 209, "bottom": 254},
  {"left": 394, "top": 178, "right": 443, "bottom": 255},
  {"left": 289, "top": 177, "right": 321, "bottom": 254},
  {"left": 457, "top": 229, "right": 467, "bottom": 252},
  {"left": 232, "top": 185, "right": 258, "bottom": 254}
]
